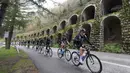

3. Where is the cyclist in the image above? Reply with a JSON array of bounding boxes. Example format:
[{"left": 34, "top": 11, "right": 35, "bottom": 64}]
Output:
[
  {"left": 73, "top": 29, "right": 91, "bottom": 64},
  {"left": 45, "top": 36, "right": 52, "bottom": 50},
  {"left": 39, "top": 38, "right": 44, "bottom": 46},
  {"left": 60, "top": 34, "right": 69, "bottom": 54}
]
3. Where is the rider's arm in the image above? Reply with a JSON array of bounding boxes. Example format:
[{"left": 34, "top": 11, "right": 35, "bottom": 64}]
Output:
[{"left": 84, "top": 35, "right": 92, "bottom": 45}]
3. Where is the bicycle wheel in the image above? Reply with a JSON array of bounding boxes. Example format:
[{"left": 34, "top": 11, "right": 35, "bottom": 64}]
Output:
[
  {"left": 38, "top": 47, "right": 42, "bottom": 54},
  {"left": 71, "top": 51, "right": 80, "bottom": 66},
  {"left": 65, "top": 49, "right": 71, "bottom": 61},
  {"left": 86, "top": 54, "right": 102, "bottom": 73},
  {"left": 48, "top": 48, "right": 53, "bottom": 57},
  {"left": 36, "top": 46, "right": 38, "bottom": 51},
  {"left": 57, "top": 48, "right": 63, "bottom": 59},
  {"left": 43, "top": 48, "right": 47, "bottom": 56},
  {"left": 40, "top": 46, "right": 44, "bottom": 54}
]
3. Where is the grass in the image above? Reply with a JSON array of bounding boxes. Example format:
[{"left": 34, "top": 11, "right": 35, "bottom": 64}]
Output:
[
  {"left": 101, "top": 43, "right": 122, "bottom": 53},
  {"left": 0, "top": 46, "right": 39, "bottom": 73},
  {"left": 11, "top": 59, "right": 38, "bottom": 73},
  {"left": 0, "top": 38, "right": 4, "bottom": 42},
  {"left": 0, "top": 47, "right": 18, "bottom": 60}
]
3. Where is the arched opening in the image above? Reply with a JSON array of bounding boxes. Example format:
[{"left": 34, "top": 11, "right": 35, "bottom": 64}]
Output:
[
  {"left": 44, "top": 37, "right": 46, "bottom": 41},
  {"left": 37, "top": 33, "right": 40, "bottom": 36},
  {"left": 60, "top": 20, "right": 66, "bottom": 29},
  {"left": 34, "top": 33, "right": 36, "bottom": 37},
  {"left": 57, "top": 33, "right": 62, "bottom": 44},
  {"left": 29, "top": 35, "right": 30, "bottom": 38},
  {"left": 67, "top": 28, "right": 73, "bottom": 42},
  {"left": 50, "top": 35, "right": 53, "bottom": 40},
  {"left": 53, "top": 26, "right": 57, "bottom": 33},
  {"left": 82, "top": 6, "right": 95, "bottom": 22},
  {"left": 24, "top": 36, "right": 27, "bottom": 39},
  {"left": 31, "top": 34, "right": 33, "bottom": 37},
  {"left": 42, "top": 30, "right": 44, "bottom": 35},
  {"left": 82, "top": 24, "right": 91, "bottom": 40},
  {"left": 17, "top": 36, "right": 19, "bottom": 40},
  {"left": 69, "top": 15, "right": 78, "bottom": 25},
  {"left": 103, "top": 16, "right": 121, "bottom": 43},
  {"left": 46, "top": 29, "right": 50, "bottom": 35},
  {"left": 102, "top": 0, "right": 122, "bottom": 15},
  {"left": 21, "top": 36, "right": 23, "bottom": 39}
]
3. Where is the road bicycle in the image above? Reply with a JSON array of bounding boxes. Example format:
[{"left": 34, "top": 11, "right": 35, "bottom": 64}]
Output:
[
  {"left": 57, "top": 44, "right": 71, "bottom": 61},
  {"left": 43, "top": 45, "right": 53, "bottom": 57},
  {"left": 71, "top": 44, "right": 102, "bottom": 73}
]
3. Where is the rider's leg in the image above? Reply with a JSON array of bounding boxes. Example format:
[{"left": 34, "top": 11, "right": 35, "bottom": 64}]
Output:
[
  {"left": 79, "top": 46, "right": 84, "bottom": 63},
  {"left": 60, "top": 42, "right": 65, "bottom": 54}
]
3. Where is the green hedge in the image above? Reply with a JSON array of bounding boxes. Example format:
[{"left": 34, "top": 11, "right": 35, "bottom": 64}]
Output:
[{"left": 101, "top": 43, "right": 122, "bottom": 53}]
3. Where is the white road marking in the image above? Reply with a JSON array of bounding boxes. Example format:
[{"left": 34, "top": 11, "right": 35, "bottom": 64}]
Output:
[{"left": 101, "top": 60, "right": 130, "bottom": 69}]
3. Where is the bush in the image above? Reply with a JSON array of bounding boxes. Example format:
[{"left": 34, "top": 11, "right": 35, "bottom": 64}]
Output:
[
  {"left": 102, "top": 43, "right": 122, "bottom": 53},
  {"left": 52, "top": 44, "right": 59, "bottom": 48}
]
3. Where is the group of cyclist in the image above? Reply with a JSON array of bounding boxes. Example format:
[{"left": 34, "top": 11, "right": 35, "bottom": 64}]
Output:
[
  {"left": 20, "top": 29, "right": 91, "bottom": 64},
  {"left": 17, "top": 29, "right": 102, "bottom": 73},
  {"left": 58, "top": 29, "right": 91, "bottom": 64}
]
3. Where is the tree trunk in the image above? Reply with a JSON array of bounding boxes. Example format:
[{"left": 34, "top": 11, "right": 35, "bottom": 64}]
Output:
[
  {"left": 5, "top": 38, "right": 8, "bottom": 49},
  {"left": 0, "top": 3, "right": 8, "bottom": 36},
  {"left": 6, "top": 25, "right": 14, "bottom": 49}
]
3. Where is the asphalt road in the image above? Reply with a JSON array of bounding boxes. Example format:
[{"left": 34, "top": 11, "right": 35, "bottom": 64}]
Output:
[{"left": 18, "top": 46, "right": 130, "bottom": 73}]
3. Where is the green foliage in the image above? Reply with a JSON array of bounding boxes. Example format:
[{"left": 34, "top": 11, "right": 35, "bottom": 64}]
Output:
[
  {"left": 0, "top": 38, "right": 4, "bottom": 42},
  {"left": 101, "top": 43, "right": 122, "bottom": 53},
  {"left": 120, "top": 0, "right": 130, "bottom": 21},
  {"left": 53, "top": 44, "right": 59, "bottom": 48},
  {"left": 3, "top": 0, "right": 27, "bottom": 31},
  {"left": 0, "top": 46, "right": 18, "bottom": 60},
  {"left": 11, "top": 59, "right": 38, "bottom": 73},
  {"left": 73, "top": 8, "right": 83, "bottom": 14},
  {"left": 0, "top": 46, "right": 18, "bottom": 73},
  {"left": 0, "top": 46, "right": 38, "bottom": 73}
]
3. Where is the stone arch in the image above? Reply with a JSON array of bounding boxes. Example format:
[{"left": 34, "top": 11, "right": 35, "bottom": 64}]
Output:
[
  {"left": 57, "top": 33, "right": 62, "bottom": 44},
  {"left": 17, "top": 36, "right": 19, "bottom": 40},
  {"left": 60, "top": 20, "right": 66, "bottom": 29},
  {"left": 21, "top": 36, "right": 23, "bottom": 39},
  {"left": 44, "top": 37, "right": 46, "bottom": 41},
  {"left": 34, "top": 33, "right": 36, "bottom": 37},
  {"left": 24, "top": 36, "right": 27, "bottom": 39},
  {"left": 82, "top": 24, "right": 91, "bottom": 40},
  {"left": 101, "top": 0, "right": 122, "bottom": 15},
  {"left": 81, "top": 5, "right": 95, "bottom": 22},
  {"left": 37, "top": 32, "right": 40, "bottom": 36},
  {"left": 41, "top": 30, "right": 44, "bottom": 35},
  {"left": 103, "top": 16, "right": 121, "bottom": 43},
  {"left": 69, "top": 14, "right": 78, "bottom": 25},
  {"left": 67, "top": 28, "right": 73, "bottom": 42},
  {"left": 50, "top": 35, "right": 53, "bottom": 40},
  {"left": 46, "top": 29, "right": 50, "bottom": 35},
  {"left": 53, "top": 26, "right": 57, "bottom": 33},
  {"left": 31, "top": 34, "right": 33, "bottom": 37}
]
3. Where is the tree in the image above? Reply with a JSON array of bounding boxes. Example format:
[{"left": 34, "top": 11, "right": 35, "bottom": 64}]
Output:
[
  {"left": 0, "top": 0, "right": 9, "bottom": 37},
  {"left": 3, "top": 0, "right": 27, "bottom": 49}
]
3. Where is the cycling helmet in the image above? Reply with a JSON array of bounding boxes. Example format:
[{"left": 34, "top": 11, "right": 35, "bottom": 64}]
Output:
[{"left": 80, "top": 28, "right": 86, "bottom": 33}]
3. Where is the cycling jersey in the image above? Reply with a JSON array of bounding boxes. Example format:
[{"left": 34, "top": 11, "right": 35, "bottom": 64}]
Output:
[
  {"left": 73, "top": 34, "right": 91, "bottom": 49},
  {"left": 46, "top": 37, "right": 51, "bottom": 46},
  {"left": 61, "top": 37, "right": 68, "bottom": 45}
]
